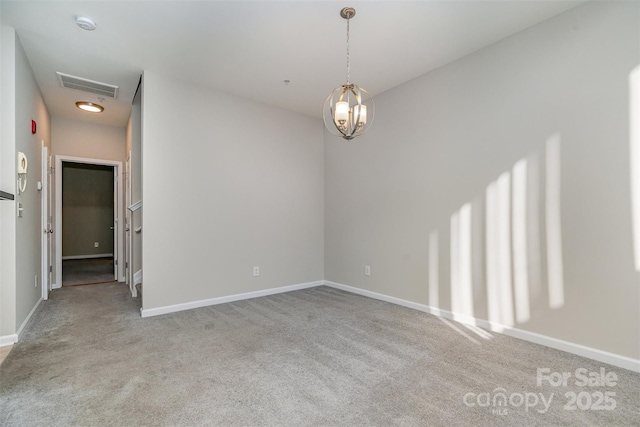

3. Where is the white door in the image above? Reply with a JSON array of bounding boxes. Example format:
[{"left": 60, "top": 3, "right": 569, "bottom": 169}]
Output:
[
  {"left": 113, "top": 167, "right": 119, "bottom": 281},
  {"left": 41, "top": 143, "right": 52, "bottom": 299},
  {"left": 125, "top": 152, "right": 132, "bottom": 291},
  {"left": 47, "top": 154, "right": 53, "bottom": 291}
]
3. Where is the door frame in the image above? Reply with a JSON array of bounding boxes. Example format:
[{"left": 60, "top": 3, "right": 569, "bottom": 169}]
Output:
[
  {"left": 125, "top": 151, "right": 132, "bottom": 288},
  {"left": 41, "top": 142, "right": 52, "bottom": 299},
  {"left": 54, "top": 155, "right": 124, "bottom": 287}
]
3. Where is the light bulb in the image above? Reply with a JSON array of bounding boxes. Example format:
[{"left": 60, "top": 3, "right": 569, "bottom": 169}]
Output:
[{"left": 354, "top": 104, "right": 367, "bottom": 126}]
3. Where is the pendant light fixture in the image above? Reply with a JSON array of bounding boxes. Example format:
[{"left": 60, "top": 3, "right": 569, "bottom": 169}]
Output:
[{"left": 323, "top": 7, "right": 374, "bottom": 140}]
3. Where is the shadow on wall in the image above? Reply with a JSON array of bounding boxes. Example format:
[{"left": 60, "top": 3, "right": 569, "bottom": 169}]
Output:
[{"left": 429, "top": 133, "right": 565, "bottom": 337}]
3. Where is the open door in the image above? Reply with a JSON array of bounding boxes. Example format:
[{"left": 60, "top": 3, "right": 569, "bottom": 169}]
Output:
[
  {"left": 113, "top": 167, "right": 119, "bottom": 281},
  {"left": 125, "top": 151, "right": 132, "bottom": 289},
  {"left": 41, "top": 142, "right": 52, "bottom": 299}
]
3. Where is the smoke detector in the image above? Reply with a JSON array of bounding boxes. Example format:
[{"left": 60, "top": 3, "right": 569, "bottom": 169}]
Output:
[{"left": 75, "top": 16, "right": 96, "bottom": 31}]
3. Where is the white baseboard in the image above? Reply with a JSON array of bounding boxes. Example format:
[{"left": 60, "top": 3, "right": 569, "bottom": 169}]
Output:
[
  {"left": 62, "top": 253, "right": 113, "bottom": 260},
  {"left": 141, "top": 280, "right": 323, "bottom": 318},
  {"left": 0, "top": 297, "right": 43, "bottom": 347},
  {"left": 324, "top": 281, "right": 640, "bottom": 373},
  {"left": 133, "top": 269, "right": 142, "bottom": 286},
  {"left": 52, "top": 282, "right": 61, "bottom": 289},
  {"left": 0, "top": 334, "right": 18, "bottom": 347},
  {"left": 17, "top": 297, "right": 43, "bottom": 337}
]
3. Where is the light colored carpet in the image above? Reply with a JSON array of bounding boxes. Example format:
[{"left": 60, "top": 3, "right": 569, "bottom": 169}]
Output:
[
  {"left": 62, "top": 258, "right": 115, "bottom": 286},
  {"left": 0, "top": 346, "right": 12, "bottom": 366},
  {"left": 0, "top": 283, "right": 638, "bottom": 426}
]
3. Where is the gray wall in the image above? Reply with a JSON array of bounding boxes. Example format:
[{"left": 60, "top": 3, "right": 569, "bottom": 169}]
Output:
[
  {"left": 130, "top": 82, "right": 142, "bottom": 205},
  {"left": 0, "top": 27, "right": 51, "bottom": 337},
  {"left": 141, "top": 71, "right": 324, "bottom": 310},
  {"left": 325, "top": 1, "right": 640, "bottom": 359},
  {"left": 62, "top": 163, "right": 114, "bottom": 258},
  {"left": 14, "top": 32, "right": 50, "bottom": 332}
]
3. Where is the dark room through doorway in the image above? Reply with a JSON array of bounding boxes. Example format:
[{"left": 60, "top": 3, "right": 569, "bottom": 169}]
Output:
[{"left": 61, "top": 162, "right": 116, "bottom": 286}]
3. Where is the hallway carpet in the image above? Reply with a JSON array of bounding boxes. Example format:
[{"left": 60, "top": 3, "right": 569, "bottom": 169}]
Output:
[
  {"left": 1, "top": 283, "right": 638, "bottom": 426},
  {"left": 62, "top": 258, "right": 115, "bottom": 286}
]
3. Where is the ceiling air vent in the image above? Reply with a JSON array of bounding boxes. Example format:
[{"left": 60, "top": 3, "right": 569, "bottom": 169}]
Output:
[{"left": 56, "top": 72, "right": 119, "bottom": 98}]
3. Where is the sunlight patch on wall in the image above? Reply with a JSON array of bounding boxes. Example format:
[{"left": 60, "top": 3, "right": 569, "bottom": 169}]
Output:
[
  {"left": 450, "top": 203, "right": 474, "bottom": 322},
  {"left": 428, "top": 230, "right": 440, "bottom": 310},
  {"left": 526, "top": 153, "right": 543, "bottom": 300},
  {"left": 486, "top": 180, "right": 500, "bottom": 329},
  {"left": 486, "top": 173, "right": 514, "bottom": 331},
  {"left": 428, "top": 137, "right": 566, "bottom": 331},
  {"left": 630, "top": 65, "right": 640, "bottom": 272},
  {"left": 512, "top": 159, "right": 531, "bottom": 324},
  {"left": 497, "top": 173, "right": 515, "bottom": 326},
  {"left": 546, "top": 134, "right": 565, "bottom": 309}
]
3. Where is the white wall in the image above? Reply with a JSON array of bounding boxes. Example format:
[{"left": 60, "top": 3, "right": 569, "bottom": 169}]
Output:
[
  {"left": 0, "top": 24, "right": 18, "bottom": 339},
  {"left": 325, "top": 1, "right": 640, "bottom": 360},
  {"left": 141, "top": 72, "right": 324, "bottom": 311},
  {"left": 51, "top": 117, "right": 125, "bottom": 162},
  {"left": 1, "top": 27, "right": 51, "bottom": 339}
]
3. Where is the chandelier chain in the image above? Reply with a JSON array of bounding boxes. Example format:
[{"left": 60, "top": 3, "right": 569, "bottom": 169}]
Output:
[
  {"left": 324, "top": 7, "right": 374, "bottom": 140},
  {"left": 346, "top": 16, "right": 350, "bottom": 84}
]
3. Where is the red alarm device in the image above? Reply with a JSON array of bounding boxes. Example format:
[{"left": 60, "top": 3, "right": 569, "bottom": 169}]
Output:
[{"left": 31, "top": 120, "right": 36, "bottom": 134}]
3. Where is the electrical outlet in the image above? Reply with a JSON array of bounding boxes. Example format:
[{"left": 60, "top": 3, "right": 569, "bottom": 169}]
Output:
[
  {"left": 35, "top": 274, "right": 39, "bottom": 288},
  {"left": 94, "top": 242, "right": 99, "bottom": 248},
  {"left": 365, "top": 265, "right": 371, "bottom": 276},
  {"left": 253, "top": 266, "right": 260, "bottom": 277}
]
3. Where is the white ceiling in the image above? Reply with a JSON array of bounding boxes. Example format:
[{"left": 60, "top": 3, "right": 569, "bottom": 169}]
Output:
[{"left": 1, "top": 0, "right": 586, "bottom": 128}]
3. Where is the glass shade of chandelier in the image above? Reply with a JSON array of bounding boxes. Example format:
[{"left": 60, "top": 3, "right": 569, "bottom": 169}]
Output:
[{"left": 323, "top": 7, "right": 374, "bottom": 140}]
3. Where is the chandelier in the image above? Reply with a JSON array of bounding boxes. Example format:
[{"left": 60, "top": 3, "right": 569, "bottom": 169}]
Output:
[{"left": 323, "top": 7, "right": 374, "bottom": 140}]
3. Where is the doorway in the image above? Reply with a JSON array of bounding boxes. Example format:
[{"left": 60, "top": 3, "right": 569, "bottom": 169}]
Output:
[
  {"left": 61, "top": 162, "right": 115, "bottom": 286},
  {"left": 54, "top": 155, "right": 124, "bottom": 288}
]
